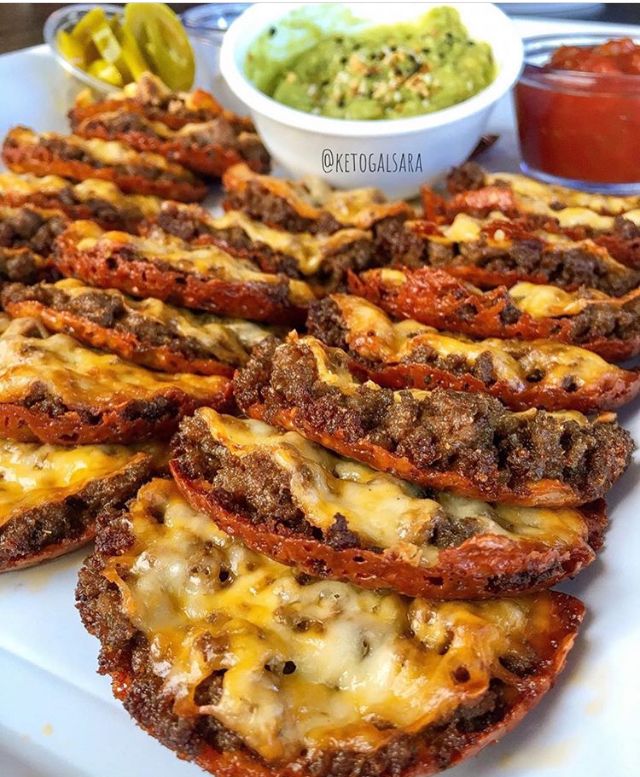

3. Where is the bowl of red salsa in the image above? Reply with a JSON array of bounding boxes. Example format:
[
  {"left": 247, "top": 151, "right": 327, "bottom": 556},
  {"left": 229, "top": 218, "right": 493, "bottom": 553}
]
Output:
[{"left": 514, "top": 34, "right": 640, "bottom": 193}]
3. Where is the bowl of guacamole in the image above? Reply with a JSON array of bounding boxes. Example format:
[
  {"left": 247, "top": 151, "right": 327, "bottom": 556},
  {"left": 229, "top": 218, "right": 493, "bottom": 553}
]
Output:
[
  {"left": 245, "top": 7, "right": 495, "bottom": 121},
  {"left": 220, "top": 3, "right": 523, "bottom": 198}
]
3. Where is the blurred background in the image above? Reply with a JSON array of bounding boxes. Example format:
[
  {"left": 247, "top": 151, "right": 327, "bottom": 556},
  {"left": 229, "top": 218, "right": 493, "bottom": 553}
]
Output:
[{"left": 1, "top": 2, "right": 639, "bottom": 55}]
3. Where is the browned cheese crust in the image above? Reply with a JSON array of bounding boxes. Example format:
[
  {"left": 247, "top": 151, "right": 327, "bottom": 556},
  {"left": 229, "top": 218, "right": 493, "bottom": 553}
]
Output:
[
  {"left": 52, "top": 221, "right": 314, "bottom": 326},
  {"left": 308, "top": 295, "right": 640, "bottom": 412},
  {"left": 2, "top": 126, "right": 208, "bottom": 202},
  {"left": 0, "top": 172, "right": 161, "bottom": 233},
  {"left": 0, "top": 317, "right": 232, "bottom": 444},
  {"left": 426, "top": 162, "right": 640, "bottom": 268},
  {"left": 151, "top": 201, "right": 381, "bottom": 292},
  {"left": 1, "top": 280, "right": 271, "bottom": 376},
  {"left": 349, "top": 268, "right": 640, "bottom": 362},
  {"left": 77, "top": 477, "right": 585, "bottom": 777}
]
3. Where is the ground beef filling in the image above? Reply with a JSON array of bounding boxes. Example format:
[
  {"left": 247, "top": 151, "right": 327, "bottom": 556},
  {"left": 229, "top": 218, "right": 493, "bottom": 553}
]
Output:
[
  {"left": 0, "top": 248, "right": 42, "bottom": 283},
  {"left": 1, "top": 283, "right": 236, "bottom": 365},
  {"left": 0, "top": 207, "right": 67, "bottom": 255},
  {"left": 83, "top": 197, "right": 144, "bottom": 229},
  {"left": 174, "top": 415, "right": 479, "bottom": 553},
  {"left": 569, "top": 294, "right": 640, "bottom": 342},
  {"left": 307, "top": 299, "right": 351, "bottom": 352},
  {"left": 224, "top": 182, "right": 343, "bottom": 234},
  {"left": 0, "top": 456, "right": 150, "bottom": 567},
  {"left": 446, "top": 162, "right": 488, "bottom": 194},
  {"left": 234, "top": 339, "right": 633, "bottom": 499},
  {"left": 76, "top": 505, "right": 523, "bottom": 777}
]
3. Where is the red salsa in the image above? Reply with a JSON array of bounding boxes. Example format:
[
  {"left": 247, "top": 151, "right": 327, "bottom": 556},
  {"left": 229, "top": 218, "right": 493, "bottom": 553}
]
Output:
[
  {"left": 550, "top": 37, "right": 640, "bottom": 75},
  {"left": 515, "top": 38, "right": 640, "bottom": 185}
]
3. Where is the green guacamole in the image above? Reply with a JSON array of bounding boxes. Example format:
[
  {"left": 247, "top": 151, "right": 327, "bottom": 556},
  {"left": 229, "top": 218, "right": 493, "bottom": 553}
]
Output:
[{"left": 245, "top": 6, "right": 495, "bottom": 120}]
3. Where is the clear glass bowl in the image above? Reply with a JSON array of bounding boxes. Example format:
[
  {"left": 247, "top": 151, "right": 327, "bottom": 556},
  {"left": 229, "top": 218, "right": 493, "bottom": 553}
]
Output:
[
  {"left": 182, "top": 3, "right": 250, "bottom": 112},
  {"left": 181, "top": 4, "right": 250, "bottom": 38},
  {"left": 43, "top": 4, "right": 124, "bottom": 96},
  {"left": 514, "top": 33, "right": 640, "bottom": 193}
]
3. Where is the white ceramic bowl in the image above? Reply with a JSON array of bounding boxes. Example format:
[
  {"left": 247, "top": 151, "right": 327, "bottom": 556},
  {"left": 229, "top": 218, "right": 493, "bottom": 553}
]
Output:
[{"left": 221, "top": 2, "right": 523, "bottom": 198}]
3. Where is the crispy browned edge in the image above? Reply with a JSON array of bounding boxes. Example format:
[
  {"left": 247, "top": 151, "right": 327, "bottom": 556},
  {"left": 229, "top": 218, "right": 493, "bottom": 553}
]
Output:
[
  {"left": 77, "top": 496, "right": 585, "bottom": 777},
  {"left": 0, "top": 451, "right": 153, "bottom": 572},
  {"left": 348, "top": 268, "right": 640, "bottom": 362},
  {"left": 170, "top": 449, "right": 606, "bottom": 599},
  {"left": 3, "top": 298, "right": 235, "bottom": 377},
  {"left": 52, "top": 226, "right": 312, "bottom": 326},
  {"left": 0, "top": 382, "right": 233, "bottom": 445},
  {"left": 2, "top": 130, "right": 208, "bottom": 203}
]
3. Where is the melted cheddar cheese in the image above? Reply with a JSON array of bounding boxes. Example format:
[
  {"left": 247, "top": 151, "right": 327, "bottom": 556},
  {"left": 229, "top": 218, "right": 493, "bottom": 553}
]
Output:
[
  {"left": 105, "top": 477, "right": 563, "bottom": 761},
  {"left": 486, "top": 171, "right": 640, "bottom": 217},
  {"left": 0, "top": 173, "right": 160, "bottom": 217},
  {"left": 9, "top": 127, "right": 193, "bottom": 177},
  {"left": 199, "top": 409, "right": 588, "bottom": 564},
  {"left": 0, "top": 172, "right": 68, "bottom": 197},
  {"left": 0, "top": 440, "right": 145, "bottom": 527},
  {"left": 47, "top": 279, "right": 270, "bottom": 365},
  {"left": 0, "top": 317, "right": 228, "bottom": 406},
  {"left": 509, "top": 282, "right": 608, "bottom": 318},
  {"left": 330, "top": 294, "right": 627, "bottom": 392},
  {"left": 66, "top": 221, "right": 315, "bottom": 305},
  {"left": 203, "top": 209, "right": 371, "bottom": 276}
]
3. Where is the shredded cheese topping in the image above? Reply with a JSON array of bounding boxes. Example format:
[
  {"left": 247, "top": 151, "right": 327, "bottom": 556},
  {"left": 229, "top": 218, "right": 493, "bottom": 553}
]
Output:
[{"left": 105, "top": 477, "right": 561, "bottom": 761}]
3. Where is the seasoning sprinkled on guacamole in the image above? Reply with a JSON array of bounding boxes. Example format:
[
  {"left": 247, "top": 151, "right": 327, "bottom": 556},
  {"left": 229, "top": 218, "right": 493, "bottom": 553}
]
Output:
[{"left": 245, "top": 6, "right": 495, "bottom": 120}]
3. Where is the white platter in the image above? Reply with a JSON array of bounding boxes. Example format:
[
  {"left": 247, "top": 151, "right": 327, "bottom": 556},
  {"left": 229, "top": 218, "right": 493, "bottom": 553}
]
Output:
[{"left": 0, "top": 15, "right": 639, "bottom": 777}]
